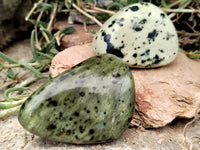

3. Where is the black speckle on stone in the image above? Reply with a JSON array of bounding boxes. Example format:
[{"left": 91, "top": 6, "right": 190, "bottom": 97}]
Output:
[
  {"left": 80, "top": 92, "right": 85, "bottom": 97},
  {"left": 130, "top": 6, "right": 139, "bottom": 12},
  {"left": 132, "top": 53, "right": 137, "bottom": 58},
  {"left": 66, "top": 130, "right": 71, "bottom": 135},
  {"left": 96, "top": 55, "right": 102, "bottom": 59},
  {"left": 108, "top": 48, "right": 124, "bottom": 58},
  {"left": 125, "top": 9, "right": 129, "bottom": 12},
  {"left": 147, "top": 58, "right": 152, "bottom": 61},
  {"left": 148, "top": 12, "right": 151, "bottom": 17},
  {"left": 101, "top": 31, "right": 106, "bottom": 37},
  {"left": 59, "top": 112, "right": 63, "bottom": 118},
  {"left": 75, "top": 135, "right": 79, "bottom": 140},
  {"left": 69, "top": 117, "right": 73, "bottom": 121},
  {"left": 90, "top": 136, "right": 94, "bottom": 141},
  {"left": 152, "top": 54, "right": 165, "bottom": 64},
  {"left": 133, "top": 63, "right": 137, "bottom": 66},
  {"left": 147, "top": 29, "right": 158, "bottom": 42},
  {"left": 139, "top": 19, "right": 147, "bottom": 24},
  {"left": 46, "top": 94, "right": 52, "bottom": 101},
  {"left": 160, "top": 13, "right": 165, "bottom": 18},
  {"left": 141, "top": 49, "right": 150, "bottom": 56},
  {"left": 159, "top": 49, "right": 164, "bottom": 53},
  {"left": 87, "top": 110, "right": 90, "bottom": 114},
  {"left": 108, "top": 20, "right": 116, "bottom": 28},
  {"left": 109, "top": 57, "right": 113, "bottom": 61},
  {"left": 112, "top": 73, "right": 121, "bottom": 78},
  {"left": 46, "top": 124, "right": 57, "bottom": 130},
  {"left": 141, "top": 60, "right": 146, "bottom": 64},
  {"left": 173, "top": 52, "right": 176, "bottom": 55},
  {"left": 133, "top": 26, "right": 143, "bottom": 32},
  {"left": 79, "top": 126, "right": 85, "bottom": 133},
  {"left": 47, "top": 100, "right": 57, "bottom": 107},
  {"left": 103, "top": 33, "right": 124, "bottom": 58},
  {"left": 73, "top": 111, "right": 79, "bottom": 117},
  {"left": 59, "top": 74, "right": 69, "bottom": 81},
  {"left": 126, "top": 60, "right": 129, "bottom": 63},
  {"left": 89, "top": 129, "right": 95, "bottom": 134},
  {"left": 112, "top": 29, "right": 115, "bottom": 32},
  {"left": 117, "top": 18, "right": 125, "bottom": 27}
]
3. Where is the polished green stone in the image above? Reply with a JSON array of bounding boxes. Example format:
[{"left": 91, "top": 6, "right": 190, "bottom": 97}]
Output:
[{"left": 18, "top": 54, "right": 135, "bottom": 144}]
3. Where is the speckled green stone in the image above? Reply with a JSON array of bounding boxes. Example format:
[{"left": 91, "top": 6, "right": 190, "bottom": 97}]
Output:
[{"left": 18, "top": 54, "right": 135, "bottom": 144}]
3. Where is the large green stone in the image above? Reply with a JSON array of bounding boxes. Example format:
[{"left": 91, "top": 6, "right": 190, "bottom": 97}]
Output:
[{"left": 18, "top": 54, "right": 135, "bottom": 144}]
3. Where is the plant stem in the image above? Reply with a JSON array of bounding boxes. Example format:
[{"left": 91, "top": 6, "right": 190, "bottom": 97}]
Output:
[
  {"left": 25, "top": 0, "right": 44, "bottom": 21},
  {"left": 0, "top": 52, "right": 19, "bottom": 64},
  {"left": 163, "top": 8, "right": 200, "bottom": 13},
  {"left": 47, "top": 3, "right": 58, "bottom": 31},
  {"left": 177, "top": 31, "right": 200, "bottom": 36},
  {"left": 4, "top": 87, "right": 29, "bottom": 102},
  {"left": 93, "top": 7, "right": 115, "bottom": 15},
  {"left": 0, "top": 99, "right": 26, "bottom": 109},
  {"left": 0, "top": 105, "right": 21, "bottom": 118},
  {"left": 1, "top": 61, "right": 41, "bottom": 69},
  {"left": 68, "top": 2, "right": 102, "bottom": 26}
]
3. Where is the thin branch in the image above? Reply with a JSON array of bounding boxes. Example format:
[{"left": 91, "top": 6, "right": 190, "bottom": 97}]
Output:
[
  {"left": 47, "top": 3, "right": 58, "bottom": 31},
  {"left": 163, "top": 8, "right": 200, "bottom": 13},
  {"left": 25, "top": 0, "right": 43, "bottom": 21},
  {"left": 0, "top": 105, "right": 21, "bottom": 118},
  {"left": 68, "top": 2, "right": 102, "bottom": 26}
]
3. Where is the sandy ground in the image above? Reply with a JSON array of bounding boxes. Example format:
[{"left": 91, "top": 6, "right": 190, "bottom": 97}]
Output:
[{"left": 0, "top": 39, "right": 199, "bottom": 150}]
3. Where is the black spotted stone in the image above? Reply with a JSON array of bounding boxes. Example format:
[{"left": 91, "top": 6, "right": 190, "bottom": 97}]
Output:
[
  {"left": 93, "top": 2, "right": 178, "bottom": 68},
  {"left": 18, "top": 54, "right": 135, "bottom": 144}
]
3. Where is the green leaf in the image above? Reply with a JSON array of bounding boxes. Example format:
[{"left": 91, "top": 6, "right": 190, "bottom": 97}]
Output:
[
  {"left": 50, "top": 49, "right": 59, "bottom": 55},
  {"left": 187, "top": 50, "right": 200, "bottom": 59},
  {"left": 41, "top": 39, "right": 56, "bottom": 53},
  {"left": 39, "top": 26, "right": 54, "bottom": 40},
  {"left": 90, "top": 30, "right": 96, "bottom": 34},
  {"left": 28, "top": 19, "right": 47, "bottom": 28},
  {"left": 7, "top": 68, "right": 19, "bottom": 80},
  {"left": 59, "top": 26, "right": 76, "bottom": 39}
]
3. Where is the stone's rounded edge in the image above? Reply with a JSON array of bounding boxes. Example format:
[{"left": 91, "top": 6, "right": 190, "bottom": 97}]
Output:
[
  {"left": 92, "top": 2, "right": 179, "bottom": 68},
  {"left": 50, "top": 43, "right": 96, "bottom": 78},
  {"left": 18, "top": 53, "right": 136, "bottom": 144}
]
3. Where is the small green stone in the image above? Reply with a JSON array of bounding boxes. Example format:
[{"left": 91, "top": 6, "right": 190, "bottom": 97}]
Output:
[{"left": 18, "top": 54, "right": 135, "bottom": 144}]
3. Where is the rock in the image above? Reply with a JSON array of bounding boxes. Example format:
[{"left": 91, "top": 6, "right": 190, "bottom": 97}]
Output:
[
  {"left": 50, "top": 43, "right": 95, "bottom": 77},
  {"left": 49, "top": 43, "right": 200, "bottom": 128},
  {"left": 92, "top": 2, "right": 178, "bottom": 68},
  {"left": 53, "top": 21, "right": 99, "bottom": 48},
  {"left": 18, "top": 54, "right": 135, "bottom": 144},
  {"left": 131, "top": 52, "right": 200, "bottom": 128}
]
